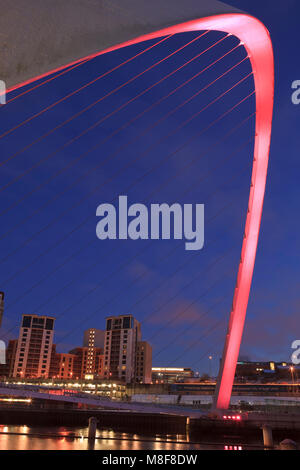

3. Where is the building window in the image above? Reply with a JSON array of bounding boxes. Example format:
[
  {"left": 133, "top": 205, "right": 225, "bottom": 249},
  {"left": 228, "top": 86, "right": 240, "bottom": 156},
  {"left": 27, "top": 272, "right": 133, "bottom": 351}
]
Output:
[
  {"left": 45, "top": 319, "right": 54, "bottom": 330},
  {"left": 123, "top": 317, "right": 131, "bottom": 329},
  {"left": 22, "top": 316, "right": 32, "bottom": 328}
]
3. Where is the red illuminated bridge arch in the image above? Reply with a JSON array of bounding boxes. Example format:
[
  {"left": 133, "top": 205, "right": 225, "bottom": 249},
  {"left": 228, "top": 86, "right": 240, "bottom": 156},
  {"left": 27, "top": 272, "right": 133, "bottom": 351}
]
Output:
[{"left": 5, "top": 5, "right": 274, "bottom": 411}]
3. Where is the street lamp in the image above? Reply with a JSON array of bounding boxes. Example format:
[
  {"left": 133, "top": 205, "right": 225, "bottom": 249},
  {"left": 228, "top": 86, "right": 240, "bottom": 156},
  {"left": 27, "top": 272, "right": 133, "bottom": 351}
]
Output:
[
  {"left": 209, "top": 356, "right": 213, "bottom": 379},
  {"left": 290, "top": 366, "right": 295, "bottom": 394}
]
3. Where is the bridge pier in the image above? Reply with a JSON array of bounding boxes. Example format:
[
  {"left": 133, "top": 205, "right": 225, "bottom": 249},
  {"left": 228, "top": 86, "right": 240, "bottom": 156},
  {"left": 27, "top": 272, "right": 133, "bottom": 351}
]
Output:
[
  {"left": 88, "top": 417, "right": 98, "bottom": 441},
  {"left": 262, "top": 424, "right": 273, "bottom": 449}
]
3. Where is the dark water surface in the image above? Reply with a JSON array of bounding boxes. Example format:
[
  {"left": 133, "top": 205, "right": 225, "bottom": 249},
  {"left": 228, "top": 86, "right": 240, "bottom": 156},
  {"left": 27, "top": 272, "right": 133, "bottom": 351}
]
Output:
[{"left": 0, "top": 425, "right": 263, "bottom": 450}]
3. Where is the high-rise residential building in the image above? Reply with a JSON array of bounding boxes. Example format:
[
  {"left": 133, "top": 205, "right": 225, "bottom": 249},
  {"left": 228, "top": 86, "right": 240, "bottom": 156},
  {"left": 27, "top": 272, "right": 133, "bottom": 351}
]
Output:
[
  {"left": 103, "top": 315, "right": 141, "bottom": 383},
  {"left": 83, "top": 328, "right": 105, "bottom": 349},
  {"left": 13, "top": 314, "right": 55, "bottom": 378},
  {"left": 81, "top": 328, "right": 105, "bottom": 378},
  {"left": 69, "top": 346, "right": 104, "bottom": 380},
  {"left": 0, "top": 292, "right": 4, "bottom": 328},
  {"left": 135, "top": 341, "right": 152, "bottom": 384}
]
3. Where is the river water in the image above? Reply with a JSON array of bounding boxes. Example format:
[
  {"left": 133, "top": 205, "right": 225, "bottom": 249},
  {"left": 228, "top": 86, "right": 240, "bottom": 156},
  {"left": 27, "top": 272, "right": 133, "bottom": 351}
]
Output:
[{"left": 0, "top": 425, "right": 261, "bottom": 450}]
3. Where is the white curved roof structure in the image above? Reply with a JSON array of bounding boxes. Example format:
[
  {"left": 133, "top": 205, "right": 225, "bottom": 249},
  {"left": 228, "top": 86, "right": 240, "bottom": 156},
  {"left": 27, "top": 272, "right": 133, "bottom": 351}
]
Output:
[{"left": 2, "top": 0, "right": 242, "bottom": 89}]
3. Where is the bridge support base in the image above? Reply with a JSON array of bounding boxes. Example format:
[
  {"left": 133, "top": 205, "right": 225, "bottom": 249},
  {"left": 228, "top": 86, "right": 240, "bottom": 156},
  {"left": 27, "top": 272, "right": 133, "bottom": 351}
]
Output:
[
  {"left": 262, "top": 424, "right": 273, "bottom": 449},
  {"left": 88, "top": 416, "right": 98, "bottom": 440}
]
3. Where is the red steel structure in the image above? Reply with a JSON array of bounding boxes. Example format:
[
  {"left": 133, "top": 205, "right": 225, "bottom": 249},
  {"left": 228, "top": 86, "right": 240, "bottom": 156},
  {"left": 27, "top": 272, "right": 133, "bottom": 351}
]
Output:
[{"left": 6, "top": 12, "right": 274, "bottom": 410}]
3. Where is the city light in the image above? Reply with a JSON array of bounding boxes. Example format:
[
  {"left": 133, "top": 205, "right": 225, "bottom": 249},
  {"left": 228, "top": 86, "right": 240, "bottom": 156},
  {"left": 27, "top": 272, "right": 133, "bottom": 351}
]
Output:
[{"left": 223, "top": 415, "right": 242, "bottom": 421}]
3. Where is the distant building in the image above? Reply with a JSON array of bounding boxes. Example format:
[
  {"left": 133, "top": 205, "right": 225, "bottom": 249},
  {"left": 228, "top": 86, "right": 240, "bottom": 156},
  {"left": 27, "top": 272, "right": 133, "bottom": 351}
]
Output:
[
  {"left": 235, "top": 361, "right": 299, "bottom": 382},
  {"left": 104, "top": 315, "right": 141, "bottom": 383},
  {"left": 135, "top": 341, "right": 152, "bottom": 384},
  {"left": 152, "top": 367, "right": 194, "bottom": 384},
  {"left": 49, "top": 345, "right": 76, "bottom": 379},
  {"left": 69, "top": 346, "right": 104, "bottom": 380},
  {"left": 0, "top": 292, "right": 4, "bottom": 328},
  {"left": 81, "top": 328, "right": 105, "bottom": 379},
  {"left": 83, "top": 328, "right": 105, "bottom": 349},
  {"left": 2, "top": 312, "right": 152, "bottom": 383},
  {"left": 235, "top": 361, "right": 275, "bottom": 380},
  {"left": 13, "top": 314, "right": 55, "bottom": 378}
]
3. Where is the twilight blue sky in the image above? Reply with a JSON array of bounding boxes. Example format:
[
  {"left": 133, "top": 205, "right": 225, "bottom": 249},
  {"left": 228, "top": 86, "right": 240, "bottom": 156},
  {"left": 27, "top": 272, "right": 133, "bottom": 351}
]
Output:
[{"left": 0, "top": 0, "right": 299, "bottom": 376}]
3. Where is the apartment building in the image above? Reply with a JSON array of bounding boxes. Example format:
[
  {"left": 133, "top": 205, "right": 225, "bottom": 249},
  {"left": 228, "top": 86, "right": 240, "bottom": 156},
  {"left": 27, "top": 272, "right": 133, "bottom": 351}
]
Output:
[
  {"left": 81, "top": 328, "right": 105, "bottom": 378},
  {"left": 103, "top": 315, "right": 141, "bottom": 383},
  {"left": 83, "top": 328, "right": 105, "bottom": 349},
  {"left": 13, "top": 314, "right": 55, "bottom": 378}
]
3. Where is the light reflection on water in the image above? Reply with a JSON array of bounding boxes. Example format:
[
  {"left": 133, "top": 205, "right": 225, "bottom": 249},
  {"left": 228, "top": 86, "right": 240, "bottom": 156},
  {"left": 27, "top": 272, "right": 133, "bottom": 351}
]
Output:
[{"left": 0, "top": 425, "right": 238, "bottom": 450}]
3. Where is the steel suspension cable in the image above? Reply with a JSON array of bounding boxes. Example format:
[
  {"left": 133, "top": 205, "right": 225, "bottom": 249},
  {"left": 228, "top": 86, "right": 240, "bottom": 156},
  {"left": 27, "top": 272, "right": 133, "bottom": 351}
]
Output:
[
  {"left": 0, "top": 76, "right": 254, "bottom": 275},
  {"left": 4, "top": 174, "right": 242, "bottom": 329},
  {"left": 2, "top": 173, "right": 246, "bottom": 340},
  {"left": 0, "top": 32, "right": 223, "bottom": 193},
  {"left": 168, "top": 318, "right": 226, "bottom": 366},
  {"left": 56, "top": 247, "right": 234, "bottom": 347},
  {"left": 0, "top": 42, "right": 244, "bottom": 226},
  {"left": 1, "top": 145, "right": 253, "bottom": 355},
  {"left": 2, "top": 160, "right": 251, "bottom": 340},
  {"left": 189, "top": 336, "right": 225, "bottom": 373},
  {"left": 126, "top": 185, "right": 250, "bottom": 345},
  {"left": 4, "top": 58, "right": 92, "bottom": 105},
  {"left": 153, "top": 296, "right": 229, "bottom": 359},
  {"left": 167, "top": 328, "right": 226, "bottom": 373},
  {"left": 0, "top": 34, "right": 176, "bottom": 144},
  {"left": 144, "top": 117, "right": 255, "bottom": 202},
  {"left": 4, "top": 135, "right": 253, "bottom": 327}
]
